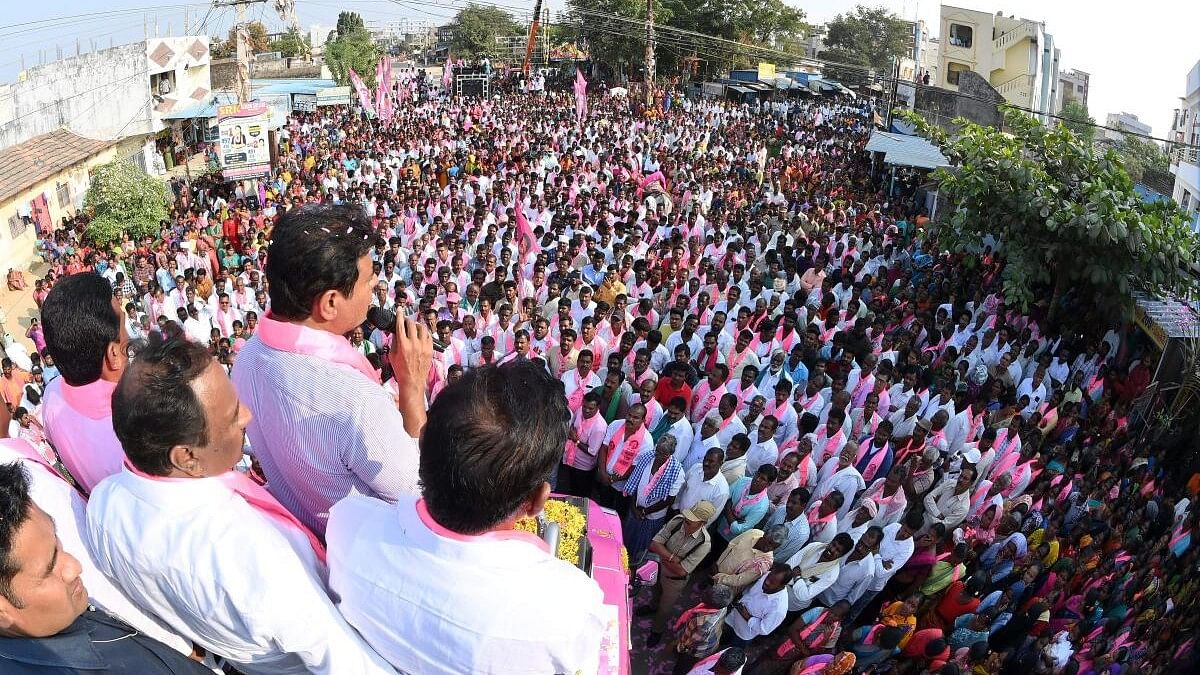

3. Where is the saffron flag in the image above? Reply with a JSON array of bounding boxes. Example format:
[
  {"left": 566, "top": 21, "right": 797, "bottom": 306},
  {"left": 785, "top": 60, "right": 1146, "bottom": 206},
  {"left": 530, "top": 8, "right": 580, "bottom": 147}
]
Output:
[
  {"left": 574, "top": 67, "right": 588, "bottom": 122},
  {"left": 348, "top": 68, "right": 376, "bottom": 116}
]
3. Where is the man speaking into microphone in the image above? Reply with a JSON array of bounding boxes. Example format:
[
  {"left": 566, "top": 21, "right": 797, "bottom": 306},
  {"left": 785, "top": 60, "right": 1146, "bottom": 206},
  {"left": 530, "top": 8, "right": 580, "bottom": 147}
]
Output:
[{"left": 233, "top": 203, "right": 433, "bottom": 538}]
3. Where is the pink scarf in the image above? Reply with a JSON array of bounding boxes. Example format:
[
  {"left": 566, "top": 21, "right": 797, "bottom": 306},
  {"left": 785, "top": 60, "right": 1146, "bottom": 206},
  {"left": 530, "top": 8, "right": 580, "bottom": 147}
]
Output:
[
  {"left": 565, "top": 412, "right": 604, "bottom": 466},
  {"left": 125, "top": 461, "right": 326, "bottom": 564},
  {"left": 257, "top": 314, "right": 378, "bottom": 384},
  {"left": 607, "top": 424, "right": 649, "bottom": 476},
  {"left": 817, "top": 429, "right": 845, "bottom": 464}
]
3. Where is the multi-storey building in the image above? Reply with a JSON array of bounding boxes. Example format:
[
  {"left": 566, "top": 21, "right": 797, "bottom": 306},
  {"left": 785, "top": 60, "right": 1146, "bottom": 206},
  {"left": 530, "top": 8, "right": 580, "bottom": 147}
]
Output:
[{"left": 937, "top": 5, "right": 1061, "bottom": 122}]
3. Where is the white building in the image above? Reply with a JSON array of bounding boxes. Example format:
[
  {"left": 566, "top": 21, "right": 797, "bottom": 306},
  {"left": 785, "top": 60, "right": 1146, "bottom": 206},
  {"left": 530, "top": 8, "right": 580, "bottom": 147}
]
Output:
[
  {"left": 1104, "top": 112, "right": 1152, "bottom": 144},
  {"left": 0, "top": 36, "right": 213, "bottom": 167},
  {"left": 1169, "top": 59, "right": 1200, "bottom": 229},
  {"left": 937, "top": 5, "right": 1061, "bottom": 123},
  {"left": 309, "top": 25, "right": 329, "bottom": 52}
]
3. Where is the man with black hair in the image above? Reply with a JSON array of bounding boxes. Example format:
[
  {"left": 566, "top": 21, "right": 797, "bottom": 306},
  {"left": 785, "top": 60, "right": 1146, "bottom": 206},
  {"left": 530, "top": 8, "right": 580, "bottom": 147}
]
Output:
[
  {"left": 0, "top": 462, "right": 211, "bottom": 674},
  {"left": 326, "top": 360, "right": 607, "bottom": 674},
  {"left": 232, "top": 203, "right": 433, "bottom": 536},
  {"left": 40, "top": 273, "right": 129, "bottom": 494},
  {"left": 87, "top": 336, "right": 394, "bottom": 675}
]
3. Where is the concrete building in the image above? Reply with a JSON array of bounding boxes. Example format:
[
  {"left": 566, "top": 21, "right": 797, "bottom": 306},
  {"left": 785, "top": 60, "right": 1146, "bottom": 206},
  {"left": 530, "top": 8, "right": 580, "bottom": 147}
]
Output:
[
  {"left": 1169, "top": 59, "right": 1200, "bottom": 230},
  {"left": 0, "top": 130, "right": 147, "bottom": 272},
  {"left": 937, "top": 5, "right": 1061, "bottom": 122},
  {"left": 1057, "top": 68, "right": 1089, "bottom": 111},
  {"left": 1104, "top": 112, "right": 1152, "bottom": 143},
  {"left": 803, "top": 26, "right": 827, "bottom": 60},
  {"left": 309, "top": 24, "right": 329, "bottom": 52},
  {"left": 0, "top": 36, "right": 212, "bottom": 169}
]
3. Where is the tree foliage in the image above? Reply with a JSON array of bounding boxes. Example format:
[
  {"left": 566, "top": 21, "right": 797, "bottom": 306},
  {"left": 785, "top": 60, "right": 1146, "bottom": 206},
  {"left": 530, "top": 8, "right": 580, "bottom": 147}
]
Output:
[
  {"left": 563, "top": 0, "right": 655, "bottom": 70},
  {"left": 901, "top": 108, "right": 1200, "bottom": 321},
  {"left": 269, "top": 29, "right": 311, "bottom": 58},
  {"left": 1113, "top": 135, "right": 1170, "bottom": 183},
  {"left": 1057, "top": 100, "right": 1095, "bottom": 145},
  {"left": 325, "top": 11, "right": 379, "bottom": 86},
  {"left": 821, "top": 5, "right": 910, "bottom": 75},
  {"left": 449, "top": 4, "right": 522, "bottom": 59},
  {"left": 565, "top": 0, "right": 805, "bottom": 75},
  {"left": 83, "top": 160, "right": 171, "bottom": 247}
]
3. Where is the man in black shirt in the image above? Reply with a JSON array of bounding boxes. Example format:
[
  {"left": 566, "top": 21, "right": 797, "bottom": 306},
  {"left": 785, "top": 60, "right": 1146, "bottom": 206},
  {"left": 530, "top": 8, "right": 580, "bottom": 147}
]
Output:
[{"left": 0, "top": 462, "right": 212, "bottom": 674}]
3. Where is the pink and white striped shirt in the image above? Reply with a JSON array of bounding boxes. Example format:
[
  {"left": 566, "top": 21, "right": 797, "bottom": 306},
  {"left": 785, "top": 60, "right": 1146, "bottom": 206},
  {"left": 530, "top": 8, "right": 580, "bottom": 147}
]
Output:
[{"left": 232, "top": 316, "right": 420, "bottom": 537}]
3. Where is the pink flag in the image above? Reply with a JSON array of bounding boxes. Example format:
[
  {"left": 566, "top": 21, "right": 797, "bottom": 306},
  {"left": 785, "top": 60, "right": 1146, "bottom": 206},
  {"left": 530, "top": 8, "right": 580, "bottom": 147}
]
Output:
[
  {"left": 574, "top": 67, "right": 588, "bottom": 122},
  {"left": 375, "top": 57, "right": 387, "bottom": 115},
  {"left": 377, "top": 56, "right": 395, "bottom": 120},
  {"left": 348, "top": 68, "right": 376, "bottom": 116},
  {"left": 514, "top": 204, "right": 540, "bottom": 254},
  {"left": 442, "top": 52, "right": 454, "bottom": 92}
]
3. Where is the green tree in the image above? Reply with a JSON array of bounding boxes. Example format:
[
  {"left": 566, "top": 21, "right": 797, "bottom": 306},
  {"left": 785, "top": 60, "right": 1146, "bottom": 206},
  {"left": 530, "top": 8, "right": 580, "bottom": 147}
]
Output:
[
  {"left": 821, "top": 5, "right": 910, "bottom": 76},
  {"left": 325, "top": 11, "right": 380, "bottom": 86},
  {"left": 901, "top": 108, "right": 1200, "bottom": 323},
  {"left": 83, "top": 160, "right": 171, "bottom": 247},
  {"left": 562, "top": 0, "right": 661, "bottom": 71},
  {"left": 449, "top": 3, "right": 522, "bottom": 59},
  {"left": 1058, "top": 100, "right": 1095, "bottom": 145},
  {"left": 1113, "top": 135, "right": 1170, "bottom": 183},
  {"left": 336, "top": 11, "right": 366, "bottom": 36},
  {"left": 269, "top": 29, "right": 311, "bottom": 58}
]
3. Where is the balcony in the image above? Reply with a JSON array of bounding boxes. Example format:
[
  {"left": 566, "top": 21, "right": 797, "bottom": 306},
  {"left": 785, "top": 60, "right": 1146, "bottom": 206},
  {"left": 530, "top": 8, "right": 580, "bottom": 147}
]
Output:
[
  {"left": 1171, "top": 146, "right": 1200, "bottom": 176},
  {"left": 990, "top": 21, "right": 1037, "bottom": 72},
  {"left": 994, "top": 73, "right": 1034, "bottom": 103}
]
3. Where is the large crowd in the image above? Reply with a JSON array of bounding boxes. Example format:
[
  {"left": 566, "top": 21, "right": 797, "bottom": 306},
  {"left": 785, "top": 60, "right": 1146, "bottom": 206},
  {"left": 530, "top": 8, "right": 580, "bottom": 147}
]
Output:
[{"left": 0, "top": 72, "right": 1197, "bottom": 675}]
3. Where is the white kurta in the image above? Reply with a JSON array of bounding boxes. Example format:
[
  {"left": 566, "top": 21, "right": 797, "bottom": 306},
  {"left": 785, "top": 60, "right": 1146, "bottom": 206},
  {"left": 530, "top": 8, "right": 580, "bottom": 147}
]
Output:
[
  {"left": 328, "top": 495, "right": 608, "bottom": 675},
  {"left": 85, "top": 470, "right": 395, "bottom": 675}
]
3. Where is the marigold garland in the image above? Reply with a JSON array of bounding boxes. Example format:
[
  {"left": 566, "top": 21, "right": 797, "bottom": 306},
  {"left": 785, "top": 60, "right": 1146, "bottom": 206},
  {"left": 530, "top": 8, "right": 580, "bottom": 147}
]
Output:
[{"left": 513, "top": 498, "right": 587, "bottom": 567}]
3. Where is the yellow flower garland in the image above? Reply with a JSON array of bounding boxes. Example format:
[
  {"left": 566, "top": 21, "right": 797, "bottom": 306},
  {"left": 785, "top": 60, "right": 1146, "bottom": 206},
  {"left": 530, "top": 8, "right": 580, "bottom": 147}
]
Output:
[{"left": 514, "top": 498, "right": 588, "bottom": 567}]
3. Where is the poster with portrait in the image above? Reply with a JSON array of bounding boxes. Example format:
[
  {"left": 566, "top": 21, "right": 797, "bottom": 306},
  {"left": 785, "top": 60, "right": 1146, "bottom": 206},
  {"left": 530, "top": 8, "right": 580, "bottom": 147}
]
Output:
[{"left": 217, "top": 101, "right": 272, "bottom": 181}]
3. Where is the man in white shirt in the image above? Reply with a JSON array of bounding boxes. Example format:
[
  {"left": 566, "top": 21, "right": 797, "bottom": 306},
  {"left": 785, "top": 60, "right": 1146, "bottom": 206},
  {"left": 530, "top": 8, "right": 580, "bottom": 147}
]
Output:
[
  {"left": 853, "top": 510, "right": 920, "bottom": 621},
  {"left": 676, "top": 448, "right": 730, "bottom": 526},
  {"left": 86, "top": 337, "right": 394, "bottom": 675},
  {"left": 923, "top": 465, "right": 975, "bottom": 533},
  {"left": 745, "top": 417, "right": 779, "bottom": 474},
  {"left": 327, "top": 360, "right": 608, "bottom": 675},
  {"left": 723, "top": 564, "right": 792, "bottom": 645},
  {"left": 0, "top": 436, "right": 191, "bottom": 658},
  {"left": 816, "top": 526, "right": 881, "bottom": 607}
]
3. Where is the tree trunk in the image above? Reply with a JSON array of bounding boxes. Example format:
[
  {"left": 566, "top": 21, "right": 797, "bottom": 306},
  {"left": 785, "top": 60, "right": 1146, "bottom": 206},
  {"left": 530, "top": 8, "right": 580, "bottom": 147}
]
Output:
[{"left": 1047, "top": 269, "right": 1069, "bottom": 326}]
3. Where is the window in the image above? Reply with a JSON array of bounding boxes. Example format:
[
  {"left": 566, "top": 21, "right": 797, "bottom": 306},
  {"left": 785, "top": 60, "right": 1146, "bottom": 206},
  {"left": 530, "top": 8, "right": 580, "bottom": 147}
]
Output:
[
  {"left": 56, "top": 181, "right": 71, "bottom": 208},
  {"left": 1184, "top": 191, "right": 1194, "bottom": 213},
  {"left": 150, "top": 71, "right": 176, "bottom": 96},
  {"left": 8, "top": 214, "right": 26, "bottom": 240},
  {"left": 947, "top": 62, "right": 970, "bottom": 86},
  {"left": 949, "top": 24, "right": 973, "bottom": 48}
]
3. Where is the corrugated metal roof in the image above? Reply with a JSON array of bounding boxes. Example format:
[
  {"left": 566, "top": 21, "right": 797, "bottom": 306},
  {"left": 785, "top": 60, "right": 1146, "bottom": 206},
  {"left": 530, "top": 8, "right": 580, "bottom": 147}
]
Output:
[
  {"left": 0, "top": 129, "right": 117, "bottom": 204},
  {"left": 161, "top": 91, "right": 239, "bottom": 120},
  {"left": 866, "top": 130, "right": 949, "bottom": 169}
]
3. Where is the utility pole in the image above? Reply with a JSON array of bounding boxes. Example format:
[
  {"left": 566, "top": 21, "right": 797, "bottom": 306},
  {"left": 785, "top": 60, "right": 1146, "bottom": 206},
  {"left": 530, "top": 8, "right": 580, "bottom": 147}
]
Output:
[
  {"left": 644, "top": 0, "right": 655, "bottom": 107},
  {"left": 885, "top": 55, "right": 900, "bottom": 130},
  {"left": 214, "top": 0, "right": 268, "bottom": 103}
]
